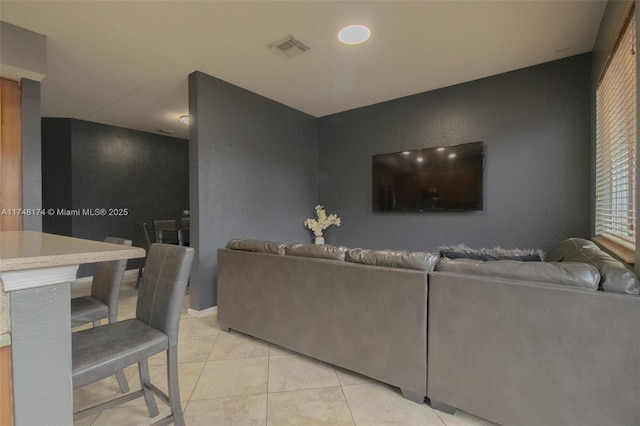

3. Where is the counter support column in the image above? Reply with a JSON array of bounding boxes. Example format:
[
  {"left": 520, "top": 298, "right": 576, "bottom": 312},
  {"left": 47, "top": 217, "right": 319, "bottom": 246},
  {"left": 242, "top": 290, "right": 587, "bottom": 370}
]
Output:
[{"left": 3, "top": 265, "right": 77, "bottom": 426}]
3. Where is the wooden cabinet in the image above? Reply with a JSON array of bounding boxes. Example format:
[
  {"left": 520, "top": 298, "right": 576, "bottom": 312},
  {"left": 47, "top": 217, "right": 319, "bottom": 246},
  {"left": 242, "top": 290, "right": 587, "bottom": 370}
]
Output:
[
  {"left": 0, "top": 77, "right": 21, "bottom": 425},
  {"left": 0, "top": 345, "right": 12, "bottom": 425},
  {"left": 1, "top": 78, "right": 22, "bottom": 232}
]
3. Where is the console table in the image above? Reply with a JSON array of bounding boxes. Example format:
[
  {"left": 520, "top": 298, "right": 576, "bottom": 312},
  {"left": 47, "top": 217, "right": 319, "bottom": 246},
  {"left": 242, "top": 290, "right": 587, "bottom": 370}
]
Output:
[{"left": 0, "top": 231, "right": 145, "bottom": 426}]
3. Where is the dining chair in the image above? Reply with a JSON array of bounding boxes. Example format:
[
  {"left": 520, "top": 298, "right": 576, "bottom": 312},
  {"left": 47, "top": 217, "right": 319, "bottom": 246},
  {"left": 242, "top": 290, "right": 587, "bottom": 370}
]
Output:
[
  {"left": 135, "top": 222, "right": 153, "bottom": 288},
  {"left": 153, "top": 219, "right": 180, "bottom": 245},
  {"left": 72, "top": 243, "right": 194, "bottom": 425},
  {"left": 71, "top": 236, "right": 132, "bottom": 393}
]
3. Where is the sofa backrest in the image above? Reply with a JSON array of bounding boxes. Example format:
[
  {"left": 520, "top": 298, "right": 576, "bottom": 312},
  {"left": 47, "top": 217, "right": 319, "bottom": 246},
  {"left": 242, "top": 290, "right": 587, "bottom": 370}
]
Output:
[
  {"left": 226, "top": 239, "right": 287, "bottom": 255},
  {"left": 435, "top": 258, "right": 600, "bottom": 290},
  {"left": 346, "top": 248, "right": 439, "bottom": 272},
  {"left": 286, "top": 243, "right": 348, "bottom": 261}
]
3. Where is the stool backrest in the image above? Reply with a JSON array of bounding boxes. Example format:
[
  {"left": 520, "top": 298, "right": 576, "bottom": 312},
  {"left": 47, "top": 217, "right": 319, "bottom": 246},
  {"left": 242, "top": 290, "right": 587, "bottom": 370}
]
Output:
[
  {"left": 91, "top": 237, "right": 132, "bottom": 312},
  {"left": 136, "top": 243, "right": 194, "bottom": 346}
]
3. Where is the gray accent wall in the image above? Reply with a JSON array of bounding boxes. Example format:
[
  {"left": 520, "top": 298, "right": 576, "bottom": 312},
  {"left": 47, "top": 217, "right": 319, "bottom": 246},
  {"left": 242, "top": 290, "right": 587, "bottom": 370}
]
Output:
[
  {"left": 188, "top": 71, "right": 318, "bottom": 310},
  {"left": 42, "top": 118, "right": 189, "bottom": 276},
  {"left": 317, "top": 54, "right": 592, "bottom": 252}
]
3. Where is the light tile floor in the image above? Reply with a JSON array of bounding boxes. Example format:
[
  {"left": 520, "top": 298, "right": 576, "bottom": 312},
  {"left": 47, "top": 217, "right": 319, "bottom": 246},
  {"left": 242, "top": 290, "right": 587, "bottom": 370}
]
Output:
[{"left": 71, "top": 277, "right": 496, "bottom": 426}]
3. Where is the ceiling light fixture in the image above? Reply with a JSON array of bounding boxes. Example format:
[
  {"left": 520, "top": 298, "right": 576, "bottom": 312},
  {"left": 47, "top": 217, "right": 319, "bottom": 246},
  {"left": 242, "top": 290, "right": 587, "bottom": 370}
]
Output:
[
  {"left": 179, "top": 115, "right": 190, "bottom": 125},
  {"left": 338, "top": 25, "right": 371, "bottom": 45}
]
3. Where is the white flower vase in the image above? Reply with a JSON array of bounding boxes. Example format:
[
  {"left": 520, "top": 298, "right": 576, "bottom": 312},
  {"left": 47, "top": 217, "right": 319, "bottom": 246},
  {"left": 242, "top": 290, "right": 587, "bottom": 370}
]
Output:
[{"left": 314, "top": 236, "right": 325, "bottom": 245}]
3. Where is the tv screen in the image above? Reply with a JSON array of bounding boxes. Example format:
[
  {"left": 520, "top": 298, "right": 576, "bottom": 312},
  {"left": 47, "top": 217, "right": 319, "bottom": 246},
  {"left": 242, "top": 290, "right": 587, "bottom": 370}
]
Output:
[{"left": 372, "top": 141, "right": 484, "bottom": 212}]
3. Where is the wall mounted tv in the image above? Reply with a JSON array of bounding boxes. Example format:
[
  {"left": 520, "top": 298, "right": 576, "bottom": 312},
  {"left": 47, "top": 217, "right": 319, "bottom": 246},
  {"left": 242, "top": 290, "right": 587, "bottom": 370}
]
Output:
[{"left": 372, "top": 141, "right": 484, "bottom": 212}]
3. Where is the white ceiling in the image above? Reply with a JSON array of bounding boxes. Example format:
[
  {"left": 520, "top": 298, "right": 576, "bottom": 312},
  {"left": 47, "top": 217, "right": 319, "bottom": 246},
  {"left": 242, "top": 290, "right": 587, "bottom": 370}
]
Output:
[{"left": 1, "top": 1, "right": 607, "bottom": 140}]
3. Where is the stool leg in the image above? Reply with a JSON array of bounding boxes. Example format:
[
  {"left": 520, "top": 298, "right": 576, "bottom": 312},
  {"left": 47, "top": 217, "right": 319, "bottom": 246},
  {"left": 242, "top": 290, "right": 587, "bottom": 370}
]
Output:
[
  {"left": 139, "top": 358, "right": 159, "bottom": 417},
  {"left": 167, "top": 346, "right": 184, "bottom": 426},
  {"left": 115, "top": 369, "right": 130, "bottom": 394}
]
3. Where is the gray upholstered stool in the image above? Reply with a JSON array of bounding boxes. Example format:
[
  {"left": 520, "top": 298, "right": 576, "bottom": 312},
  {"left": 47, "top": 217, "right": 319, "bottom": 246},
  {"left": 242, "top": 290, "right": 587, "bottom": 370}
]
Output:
[
  {"left": 72, "top": 243, "right": 194, "bottom": 426},
  {"left": 71, "top": 236, "right": 131, "bottom": 393}
]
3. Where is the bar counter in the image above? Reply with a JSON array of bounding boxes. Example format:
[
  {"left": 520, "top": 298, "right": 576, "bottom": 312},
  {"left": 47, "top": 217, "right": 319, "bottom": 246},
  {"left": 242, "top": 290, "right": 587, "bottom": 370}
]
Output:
[{"left": 0, "top": 231, "right": 145, "bottom": 425}]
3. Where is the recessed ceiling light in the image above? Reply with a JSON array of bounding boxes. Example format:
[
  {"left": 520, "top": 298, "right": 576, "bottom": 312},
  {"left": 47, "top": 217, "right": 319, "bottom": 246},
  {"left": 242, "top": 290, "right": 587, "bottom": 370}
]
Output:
[
  {"left": 179, "top": 115, "right": 190, "bottom": 125},
  {"left": 338, "top": 25, "right": 371, "bottom": 45}
]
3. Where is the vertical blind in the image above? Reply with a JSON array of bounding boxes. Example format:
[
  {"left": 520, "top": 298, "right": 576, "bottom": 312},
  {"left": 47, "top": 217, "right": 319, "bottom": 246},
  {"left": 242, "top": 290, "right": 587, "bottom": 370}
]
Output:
[{"left": 595, "top": 12, "right": 637, "bottom": 251}]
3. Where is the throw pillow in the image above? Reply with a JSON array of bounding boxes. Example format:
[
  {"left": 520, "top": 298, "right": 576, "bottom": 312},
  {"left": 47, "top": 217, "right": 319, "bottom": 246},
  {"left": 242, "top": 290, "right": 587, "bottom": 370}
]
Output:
[{"left": 439, "top": 244, "right": 544, "bottom": 261}]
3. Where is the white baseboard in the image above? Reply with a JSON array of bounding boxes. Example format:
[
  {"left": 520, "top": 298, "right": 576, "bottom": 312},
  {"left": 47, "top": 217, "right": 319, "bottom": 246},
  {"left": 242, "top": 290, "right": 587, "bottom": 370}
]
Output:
[{"left": 188, "top": 306, "right": 216, "bottom": 318}]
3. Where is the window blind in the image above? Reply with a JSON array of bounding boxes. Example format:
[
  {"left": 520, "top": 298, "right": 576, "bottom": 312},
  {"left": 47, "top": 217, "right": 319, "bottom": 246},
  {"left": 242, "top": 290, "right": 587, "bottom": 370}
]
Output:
[{"left": 595, "top": 12, "right": 636, "bottom": 252}]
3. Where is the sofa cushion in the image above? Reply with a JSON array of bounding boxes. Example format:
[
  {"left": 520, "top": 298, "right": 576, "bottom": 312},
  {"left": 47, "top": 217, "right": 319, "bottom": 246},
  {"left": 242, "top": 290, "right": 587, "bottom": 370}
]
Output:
[
  {"left": 545, "top": 238, "right": 599, "bottom": 260},
  {"left": 226, "top": 239, "right": 286, "bottom": 255},
  {"left": 435, "top": 258, "right": 601, "bottom": 290},
  {"left": 286, "top": 243, "right": 348, "bottom": 261},
  {"left": 439, "top": 244, "right": 544, "bottom": 261},
  {"left": 546, "top": 238, "right": 639, "bottom": 295},
  {"left": 346, "top": 248, "right": 438, "bottom": 271}
]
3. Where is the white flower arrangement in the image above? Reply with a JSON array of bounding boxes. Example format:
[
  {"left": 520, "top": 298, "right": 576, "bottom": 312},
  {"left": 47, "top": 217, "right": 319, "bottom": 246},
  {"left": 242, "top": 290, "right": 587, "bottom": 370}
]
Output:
[{"left": 304, "top": 205, "right": 341, "bottom": 237}]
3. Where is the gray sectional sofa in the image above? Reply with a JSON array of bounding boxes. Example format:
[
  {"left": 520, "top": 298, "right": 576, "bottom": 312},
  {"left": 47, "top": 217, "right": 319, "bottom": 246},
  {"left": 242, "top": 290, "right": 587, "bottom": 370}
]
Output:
[
  {"left": 216, "top": 237, "right": 640, "bottom": 425},
  {"left": 217, "top": 240, "right": 438, "bottom": 402}
]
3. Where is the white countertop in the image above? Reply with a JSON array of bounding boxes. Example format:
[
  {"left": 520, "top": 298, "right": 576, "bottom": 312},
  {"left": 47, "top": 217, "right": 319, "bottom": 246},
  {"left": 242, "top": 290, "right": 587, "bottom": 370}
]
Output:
[
  {"left": 1, "top": 232, "right": 147, "bottom": 424},
  {"left": 0, "top": 231, "right": 146, "bottom": 346},
  {"left": 0, "top": 231, "right": 145, "bottom": 272}
]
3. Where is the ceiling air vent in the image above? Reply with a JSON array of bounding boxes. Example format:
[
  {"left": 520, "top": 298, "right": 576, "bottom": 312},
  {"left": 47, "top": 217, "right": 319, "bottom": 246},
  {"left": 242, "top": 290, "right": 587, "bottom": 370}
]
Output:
[{"left": 269, "top": 35, "right": 310, "bottom": 59}]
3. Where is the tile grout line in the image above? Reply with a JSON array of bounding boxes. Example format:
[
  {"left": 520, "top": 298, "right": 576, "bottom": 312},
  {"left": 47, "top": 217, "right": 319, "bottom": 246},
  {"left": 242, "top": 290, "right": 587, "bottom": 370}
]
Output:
[
  {"left": 338, "top": 375, "right": 358, "bottom": 425},
  {"left": 182, "top": 331, "right": 219, "bottom": 417},
  {"left": 433, "top": 407, "right": 449, "bottom": 426}
]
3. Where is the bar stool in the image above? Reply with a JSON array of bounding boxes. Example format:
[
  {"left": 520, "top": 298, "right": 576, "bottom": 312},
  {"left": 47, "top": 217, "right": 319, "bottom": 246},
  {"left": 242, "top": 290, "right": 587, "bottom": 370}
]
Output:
[
  {"left": 72, "top": 243, "right": 194, "bottom": 425},
  {"left": 71, "top": 236, "right": 132, "bottom": 393}
]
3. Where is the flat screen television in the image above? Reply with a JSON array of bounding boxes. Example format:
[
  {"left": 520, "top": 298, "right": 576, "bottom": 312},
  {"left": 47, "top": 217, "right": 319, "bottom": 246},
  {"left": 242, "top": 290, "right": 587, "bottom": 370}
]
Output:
[{"left": 372, "top": 141, "right": 484, "bottom": 212}]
